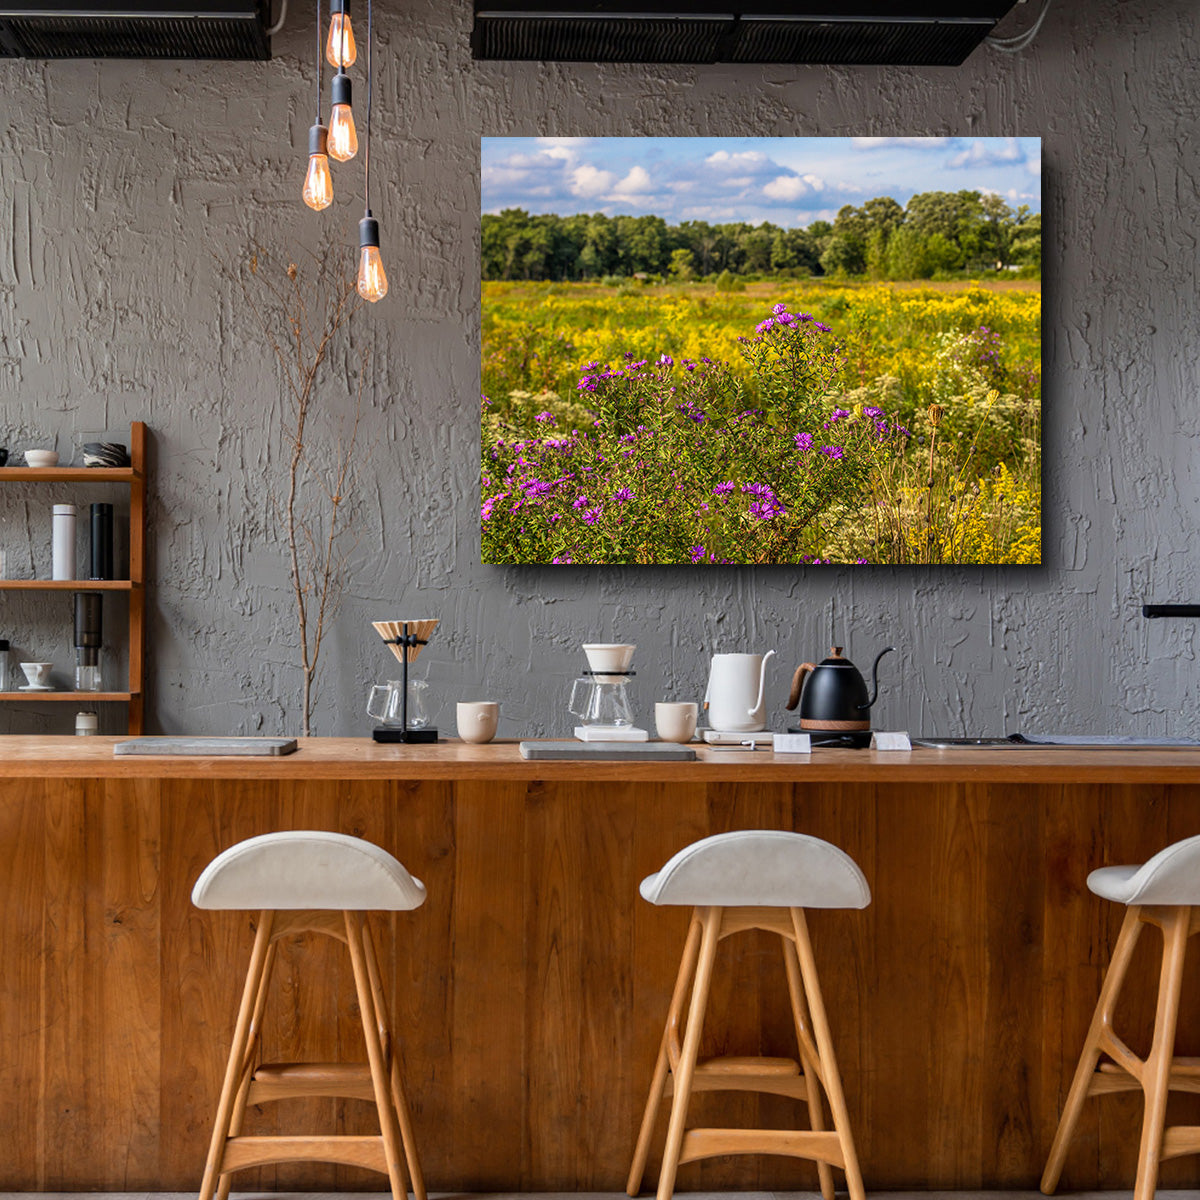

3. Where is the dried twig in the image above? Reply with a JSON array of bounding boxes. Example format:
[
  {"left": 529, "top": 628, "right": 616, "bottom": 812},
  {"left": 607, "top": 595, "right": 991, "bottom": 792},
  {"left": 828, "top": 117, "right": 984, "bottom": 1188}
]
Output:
[{"left": 229, "top": 245, "right": 366, "bottom": 735}]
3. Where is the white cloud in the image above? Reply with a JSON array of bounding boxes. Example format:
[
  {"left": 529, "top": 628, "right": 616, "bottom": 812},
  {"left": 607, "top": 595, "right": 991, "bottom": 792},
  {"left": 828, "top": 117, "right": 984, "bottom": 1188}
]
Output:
[
  {"left": 763, "top": 172, "right": 824, "bottom": 201},
  {"left": 536, "top": 136, "right": 591, "bottom": 156},
  {"left": 705, "top": 150, "right": 769, "bottom": 167},
  {"left": 612, "top": 165, "right": 653, "bottom": 196},
  {"left": 948, "top": 137, "right": 1022, "bottom": 168},
  {"left": 571, "top": 164, "right": 616, "bottom": 197},
  {"left": 852, "top": 137, "right": 951, "bottom": 148},
  {"left": 1027, "top": 155, "right": 1042, "bottom": 176}
]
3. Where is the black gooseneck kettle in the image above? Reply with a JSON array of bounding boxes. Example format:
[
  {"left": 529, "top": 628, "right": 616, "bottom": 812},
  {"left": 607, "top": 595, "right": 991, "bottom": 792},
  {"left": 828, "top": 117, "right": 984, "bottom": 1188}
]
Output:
[{"left": 785, "top": 645, "right": 895, "bottom": 732}]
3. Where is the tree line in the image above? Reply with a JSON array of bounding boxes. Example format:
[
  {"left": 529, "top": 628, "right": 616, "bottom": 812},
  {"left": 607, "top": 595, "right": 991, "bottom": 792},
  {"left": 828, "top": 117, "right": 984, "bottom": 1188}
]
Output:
[{"left": 482, "top": 190, "right": 1041, "bottom": 283}]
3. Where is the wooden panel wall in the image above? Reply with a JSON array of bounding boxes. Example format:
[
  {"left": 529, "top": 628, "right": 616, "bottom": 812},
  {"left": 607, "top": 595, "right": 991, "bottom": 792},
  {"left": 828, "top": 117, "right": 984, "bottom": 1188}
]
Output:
[{"left": 4, "top": 776, "right": 1200, "bottom": 1191}]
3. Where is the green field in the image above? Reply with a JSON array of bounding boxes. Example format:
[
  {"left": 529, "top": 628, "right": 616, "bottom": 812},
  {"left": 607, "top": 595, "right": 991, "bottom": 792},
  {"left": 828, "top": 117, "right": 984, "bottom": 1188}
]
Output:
[{"left": 481, "top": 278, "right": 1041, "bottom": 565}]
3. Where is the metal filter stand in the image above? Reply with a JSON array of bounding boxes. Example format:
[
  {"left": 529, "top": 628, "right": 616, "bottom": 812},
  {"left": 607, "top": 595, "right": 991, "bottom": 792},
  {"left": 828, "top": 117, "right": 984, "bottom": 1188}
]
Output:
[{"left": 375, "top": 621, "right": 438, "bottom": 744}]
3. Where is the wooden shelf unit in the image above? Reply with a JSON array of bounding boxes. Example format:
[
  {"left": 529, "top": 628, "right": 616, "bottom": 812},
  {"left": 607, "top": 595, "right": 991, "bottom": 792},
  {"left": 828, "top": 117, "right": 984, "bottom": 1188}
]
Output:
[
  {"left": 0, "top": 422, "right": 146, "bottom": 733},
  {"left": 0, "top": 579, "right": 137, "bottom": 591}
]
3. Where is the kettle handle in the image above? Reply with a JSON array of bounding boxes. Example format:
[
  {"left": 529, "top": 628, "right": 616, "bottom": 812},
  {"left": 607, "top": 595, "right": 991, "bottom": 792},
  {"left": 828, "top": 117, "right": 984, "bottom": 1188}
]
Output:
[
  {"left": 786, "top": 663, "right": 817, "bottom": 711},
  {"left": 751, "top": 649, "right": 775, "bottom": 715}
]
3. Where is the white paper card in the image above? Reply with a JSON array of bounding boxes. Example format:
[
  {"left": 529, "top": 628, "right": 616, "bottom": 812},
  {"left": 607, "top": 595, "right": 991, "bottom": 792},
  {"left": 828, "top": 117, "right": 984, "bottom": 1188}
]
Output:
[
  {"left": 773, "top": 733, "right": 812, "bottom": 754},
  {"left": 871, "top": 731, "right": 912, "bottom": 751}
]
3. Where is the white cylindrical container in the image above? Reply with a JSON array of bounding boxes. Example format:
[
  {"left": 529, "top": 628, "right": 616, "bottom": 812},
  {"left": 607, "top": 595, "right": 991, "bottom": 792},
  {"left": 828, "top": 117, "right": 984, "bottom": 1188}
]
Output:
[
  {"left": 52, "top": 504, "right": 76, "bottom": 580},
  {"left": 75, "top": 711, "right": 98, "bottom": 736}
]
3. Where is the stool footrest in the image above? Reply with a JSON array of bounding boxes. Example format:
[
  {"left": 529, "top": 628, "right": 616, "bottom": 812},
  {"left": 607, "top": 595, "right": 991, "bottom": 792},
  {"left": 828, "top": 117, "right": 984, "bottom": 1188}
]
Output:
[
  {"left": 679, "top": 1127, "right": 843, "bottom": 1167},
  {"left": 247, "top": 1061, "right": 375, "bottom": 1103},
  {"left": 220, "top": 1134, "right": 388, "bottom": 1174},
  {"left": 666, "top": 1055, "right": 809, "bottom": 1100},
  {"left": 1161, "top": 1126, "right": 1200, "bottom": 1161},
  {"left": 1089, "top": 1057, "right": 1200, "bottom": 1098}
]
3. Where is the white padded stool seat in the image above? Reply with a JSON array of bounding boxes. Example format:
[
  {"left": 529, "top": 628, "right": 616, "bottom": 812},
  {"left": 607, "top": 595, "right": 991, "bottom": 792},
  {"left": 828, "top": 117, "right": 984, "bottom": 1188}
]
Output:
[
  {"left": 639, "top": 829, "right": 870, "bottom": 909},
  {"left": 191, "top": 831, "right": 427, "bottom": 911},
  {"left": 1087, "top": 835, "right": 1200, "bottom": 906}
]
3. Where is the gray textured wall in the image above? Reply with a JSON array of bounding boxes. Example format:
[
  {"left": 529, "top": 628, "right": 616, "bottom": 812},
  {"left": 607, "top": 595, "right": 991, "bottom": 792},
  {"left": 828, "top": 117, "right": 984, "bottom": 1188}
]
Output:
[{"left": 0, "top": 0, "right": 1196, "bottom": 738}]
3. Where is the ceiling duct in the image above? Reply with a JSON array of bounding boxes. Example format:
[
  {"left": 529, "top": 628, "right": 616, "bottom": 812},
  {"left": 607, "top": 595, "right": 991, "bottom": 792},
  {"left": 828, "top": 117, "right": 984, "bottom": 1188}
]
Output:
[
  {"left": 471, "top": 0, "right": 1019, "bottom": 65},
  {"left": 0, "top": 1, "right": 271, "bottom": 59}
]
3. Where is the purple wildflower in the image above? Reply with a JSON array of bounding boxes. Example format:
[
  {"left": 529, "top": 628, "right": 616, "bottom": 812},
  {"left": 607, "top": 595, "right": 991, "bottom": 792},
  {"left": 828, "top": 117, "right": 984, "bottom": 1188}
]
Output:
[
  {"left": 572, "top": 495, "right": 589, "bottom": 510},
  {"left": 689, "top": 545, "right": 706, "bottom": 564},
  {"left": 612, "top": 487, "right": 634, "bottom": 503},
  {"left": 713, "top": 482, "right": 735, "bottom": 496},
  {"left": 749, "top": 497, "right": 785, "bottom": 520},
  {"left": 534, "top": 410, "right": 555, "bottom": 424},
  {"left": 794, "top": 432, "right": 813, "bottom": 452},
  {"left": 821, "top": 446, "right": 844, "bottom": 460},
  {"left": 582, "top": 507, "right": 603, "bottom": 526}
]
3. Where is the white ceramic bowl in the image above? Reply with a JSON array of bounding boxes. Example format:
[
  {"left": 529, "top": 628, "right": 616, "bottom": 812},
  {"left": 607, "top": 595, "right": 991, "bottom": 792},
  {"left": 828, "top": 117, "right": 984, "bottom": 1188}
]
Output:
[{"left": 24, "top": 449, "right": 58, "bottom": 468}]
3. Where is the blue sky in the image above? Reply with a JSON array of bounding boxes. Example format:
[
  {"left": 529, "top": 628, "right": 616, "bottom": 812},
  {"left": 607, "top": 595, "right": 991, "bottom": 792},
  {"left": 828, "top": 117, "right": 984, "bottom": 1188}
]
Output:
[{"left": 481, "top": 136, "right": 1042, "bottom": 227}]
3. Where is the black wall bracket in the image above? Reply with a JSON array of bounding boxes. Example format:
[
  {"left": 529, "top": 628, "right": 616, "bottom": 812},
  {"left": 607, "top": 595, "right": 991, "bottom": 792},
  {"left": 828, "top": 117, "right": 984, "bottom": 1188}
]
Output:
[{"left": 1143, "top": 604, "right": 1200, "bottom": 618}]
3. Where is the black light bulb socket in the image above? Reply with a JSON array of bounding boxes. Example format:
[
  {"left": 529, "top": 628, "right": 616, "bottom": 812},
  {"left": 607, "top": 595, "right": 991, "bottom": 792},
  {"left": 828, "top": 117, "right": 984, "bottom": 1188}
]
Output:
[
  {"left": 330, "top": 0, "right": 347, "bottom": 14},
  {"left": 308, "top": 122, "right": 329, "bottom": 157},
  {"left": 359, "top": 211, "right": 380, "bottom": 249},
  {"left": 331, "top": 70, "right": 352, "bottom": 108}
]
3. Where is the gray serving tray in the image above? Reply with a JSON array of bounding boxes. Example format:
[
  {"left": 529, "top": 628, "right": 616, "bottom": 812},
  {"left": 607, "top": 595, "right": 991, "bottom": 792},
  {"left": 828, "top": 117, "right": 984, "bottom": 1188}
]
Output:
[
  {"left": 520, "top": 740, "right": 696, "bottom": 761},
  {"left": 114, "top": 737, "right": 298, "bottom": 757}
]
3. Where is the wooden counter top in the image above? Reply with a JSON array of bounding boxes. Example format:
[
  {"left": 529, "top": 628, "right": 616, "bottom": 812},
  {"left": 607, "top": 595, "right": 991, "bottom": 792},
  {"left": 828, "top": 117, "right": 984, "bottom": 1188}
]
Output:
[{"left": 0, "top": 734, "right": 1198, "bottom": 782}]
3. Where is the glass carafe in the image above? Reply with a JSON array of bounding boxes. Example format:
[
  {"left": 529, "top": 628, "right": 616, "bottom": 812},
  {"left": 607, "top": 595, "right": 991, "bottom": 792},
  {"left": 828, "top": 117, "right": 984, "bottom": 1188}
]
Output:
[
  {"left": 367, "top": 679, "right": 430, "bottom": 728},
  {"left": 568, "top": 677, "right": 635, "bottom": 727}
]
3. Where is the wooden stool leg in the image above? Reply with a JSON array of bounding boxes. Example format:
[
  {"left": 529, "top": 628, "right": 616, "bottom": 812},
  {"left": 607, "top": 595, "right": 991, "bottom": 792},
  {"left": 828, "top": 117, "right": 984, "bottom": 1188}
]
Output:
[
  {"left": 791, "top": 906, "right": 866, "bottom": 1200},
  {"left": 627, "top": 913, "right": 703, "bottom": 1197},
  {"left": 1041, "top": 905, "right": 1144, "bottom": 1194},
  {"left": 215, "top": 940, "right": 277, "bottom": 1200},
  {"left": 1134, "top": 907, "right": 1191, "bottom": 1200},
  {"left": 198, "top": 910, "right": 275, "bottom": 1200},
  {"left": 783, "top": 933, "right": 835, "bottom": 1200},
  {"left": 364, "top": 917, "right": 426, "bottom": 1200},
  {"left": 656, "top": 906, "right": 721, "bottom": 1200},
  {"left": 346, "top": 910, "right": 410, "bottom": 1200}
]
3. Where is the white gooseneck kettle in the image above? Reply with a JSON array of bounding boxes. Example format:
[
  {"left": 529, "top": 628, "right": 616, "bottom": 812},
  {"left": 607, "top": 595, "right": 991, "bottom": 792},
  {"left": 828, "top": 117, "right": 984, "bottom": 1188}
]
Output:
[{"left": 704, "top": 650, "right": 775, "bottom": 732}]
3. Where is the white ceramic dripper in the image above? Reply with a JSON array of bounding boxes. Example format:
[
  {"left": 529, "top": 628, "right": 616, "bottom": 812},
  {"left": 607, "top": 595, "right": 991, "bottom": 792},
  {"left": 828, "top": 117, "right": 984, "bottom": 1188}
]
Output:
[{"left": 582, "top": 642, "right": 636, "bottom": 683}]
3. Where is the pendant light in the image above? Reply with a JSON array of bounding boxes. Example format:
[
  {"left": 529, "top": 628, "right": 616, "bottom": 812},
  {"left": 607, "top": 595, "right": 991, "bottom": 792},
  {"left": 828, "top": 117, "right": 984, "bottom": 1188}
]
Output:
[
  {"left": 357, "top": 0, "right": 387, "bottom": 302},
  {"left": 328, "top": 69, "right": 358, "bottom": 162},
  {"left": 325, "top": 0, "right": 357, "bottom": 67},
  {"left": 302, "top": 0, "right": 333, "bottom": 210}
]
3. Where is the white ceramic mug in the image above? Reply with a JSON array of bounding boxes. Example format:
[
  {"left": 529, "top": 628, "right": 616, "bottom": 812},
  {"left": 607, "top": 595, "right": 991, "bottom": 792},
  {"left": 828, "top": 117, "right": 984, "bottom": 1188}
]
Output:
[
  {"left": 457, "top": 701, "right": 499, "bottom": 744},
  {"left": 655, "top": 701, "right": 698, "bottom": 743}
]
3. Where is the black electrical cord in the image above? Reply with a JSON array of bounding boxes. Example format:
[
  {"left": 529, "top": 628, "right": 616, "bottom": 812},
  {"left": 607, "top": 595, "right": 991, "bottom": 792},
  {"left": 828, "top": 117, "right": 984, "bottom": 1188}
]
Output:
[
  {"left": 364, "top": 0, "right": 372, "bottom": 215},
  {"left": 315, "top": 0, "right": 322, "bottom": 119}
]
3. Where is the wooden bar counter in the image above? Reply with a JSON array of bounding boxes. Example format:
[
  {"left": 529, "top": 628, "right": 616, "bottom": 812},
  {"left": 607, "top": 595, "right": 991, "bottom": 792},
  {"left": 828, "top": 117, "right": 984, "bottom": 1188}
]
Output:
[{"left": 4, "top": 736, "right": 1200, "bottom": 1192}]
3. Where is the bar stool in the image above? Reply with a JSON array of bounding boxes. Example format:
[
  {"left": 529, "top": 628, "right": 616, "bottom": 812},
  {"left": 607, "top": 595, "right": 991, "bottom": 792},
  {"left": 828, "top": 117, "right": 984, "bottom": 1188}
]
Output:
[
  {"left": 1042, "top": 834, "right": 1200, "bottom": 1200},
  {"left": 192, "top": 831, "right": 427, "bottom": 1200},
  {"left": 626, "top": 829, "right": 871, "bottom": 1200}
]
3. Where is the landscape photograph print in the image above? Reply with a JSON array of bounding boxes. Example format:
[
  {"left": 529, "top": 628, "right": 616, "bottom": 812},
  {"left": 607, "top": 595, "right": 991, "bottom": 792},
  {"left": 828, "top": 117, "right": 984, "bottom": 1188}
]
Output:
[{"left": 480, "top": 136, "right": 1042, "bottom": 566}]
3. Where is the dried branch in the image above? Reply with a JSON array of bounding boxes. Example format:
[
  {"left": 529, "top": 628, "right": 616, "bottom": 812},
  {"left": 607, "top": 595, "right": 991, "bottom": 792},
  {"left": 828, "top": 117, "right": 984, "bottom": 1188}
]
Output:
[{"left": 228, "top": 244, "right": 368, "bottom": 735}]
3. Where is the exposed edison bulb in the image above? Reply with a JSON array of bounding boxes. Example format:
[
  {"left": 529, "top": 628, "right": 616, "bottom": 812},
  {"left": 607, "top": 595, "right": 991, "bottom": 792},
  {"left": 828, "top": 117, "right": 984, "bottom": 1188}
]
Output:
[
  {"left": 302, "top": 125, "right": 333, "bottom": 210},
  {"left": 329, "top": 103, "right": 357, "bottom": 161},
  {"left": 328, "top": 72, "right": 357, "bottom": 162},
  {"left": 358, "top": 245, "right": 388, "bottom": 301},
  {"left": 325, "top": 8, "right": 356, "bottom": 67},
  {"left": 358, "top": 212, "right": 387, "bottom": 301}
]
